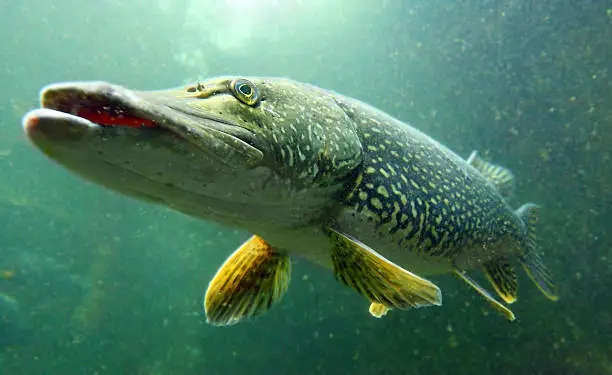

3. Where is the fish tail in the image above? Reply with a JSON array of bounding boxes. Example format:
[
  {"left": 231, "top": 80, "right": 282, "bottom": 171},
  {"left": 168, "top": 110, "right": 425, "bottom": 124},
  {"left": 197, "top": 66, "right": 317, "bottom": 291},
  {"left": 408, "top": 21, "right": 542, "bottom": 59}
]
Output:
[{"left": 515, "top": 203, "right": 558, "bottom": 301}]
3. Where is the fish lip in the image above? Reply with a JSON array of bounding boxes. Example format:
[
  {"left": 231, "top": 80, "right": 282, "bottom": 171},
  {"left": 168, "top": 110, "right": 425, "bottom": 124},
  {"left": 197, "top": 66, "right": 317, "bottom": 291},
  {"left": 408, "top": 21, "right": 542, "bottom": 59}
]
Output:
[{"left": 35, "top": 81, "right": 264, "bottom": 166}]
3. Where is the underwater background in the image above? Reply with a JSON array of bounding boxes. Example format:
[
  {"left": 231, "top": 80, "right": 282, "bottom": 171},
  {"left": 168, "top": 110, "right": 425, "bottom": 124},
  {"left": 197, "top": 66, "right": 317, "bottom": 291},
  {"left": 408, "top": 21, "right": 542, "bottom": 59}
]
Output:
[{"left": 1, "top": 0, "right": 611, "bottom": 374}]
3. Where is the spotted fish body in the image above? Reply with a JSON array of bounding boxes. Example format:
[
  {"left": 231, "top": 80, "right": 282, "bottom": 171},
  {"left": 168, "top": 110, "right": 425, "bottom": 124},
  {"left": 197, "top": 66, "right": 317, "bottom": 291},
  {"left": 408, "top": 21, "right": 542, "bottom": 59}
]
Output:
[
  {"left": 332, "top": 96, "right": 524, "bottom": 275},
  {"left": 22, "top": 76, "right": 556, "bottom": 325}
]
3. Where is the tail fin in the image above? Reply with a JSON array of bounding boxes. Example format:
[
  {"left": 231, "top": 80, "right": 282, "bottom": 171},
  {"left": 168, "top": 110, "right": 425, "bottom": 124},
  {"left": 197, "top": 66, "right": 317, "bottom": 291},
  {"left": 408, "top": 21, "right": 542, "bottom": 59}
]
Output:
[{"left": 516, "top": 203, "right": 559, "bottom": 301}]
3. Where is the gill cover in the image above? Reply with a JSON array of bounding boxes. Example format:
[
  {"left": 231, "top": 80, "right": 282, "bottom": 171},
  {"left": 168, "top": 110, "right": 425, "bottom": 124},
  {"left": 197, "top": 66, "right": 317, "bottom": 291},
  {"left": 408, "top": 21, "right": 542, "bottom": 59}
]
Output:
[{"left": 178, "top": 77, "right": 364, "bottom": 187}]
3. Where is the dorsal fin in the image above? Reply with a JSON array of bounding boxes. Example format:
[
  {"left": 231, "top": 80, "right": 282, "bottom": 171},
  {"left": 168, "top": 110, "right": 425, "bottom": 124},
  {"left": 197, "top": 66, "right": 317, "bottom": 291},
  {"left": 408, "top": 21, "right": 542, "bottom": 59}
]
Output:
[{"left": 466, "top": 151, "right": 515, "bottom": 199}]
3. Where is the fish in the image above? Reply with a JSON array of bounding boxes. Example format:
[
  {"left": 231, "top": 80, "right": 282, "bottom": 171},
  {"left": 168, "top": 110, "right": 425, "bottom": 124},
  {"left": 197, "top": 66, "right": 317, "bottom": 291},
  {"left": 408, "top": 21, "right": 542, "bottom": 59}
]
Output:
[{"left": 21, "top": 77, "right": 558, "bottom": 326}]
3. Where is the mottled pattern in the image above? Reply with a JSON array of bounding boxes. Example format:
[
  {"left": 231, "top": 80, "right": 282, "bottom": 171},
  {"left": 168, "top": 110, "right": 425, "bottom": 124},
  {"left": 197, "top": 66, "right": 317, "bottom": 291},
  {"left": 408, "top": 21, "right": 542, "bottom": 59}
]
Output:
[
  {"left": 182, "top": 77, "right": 363, "bottom": 191},
  {"left": 332, "top": 96, "right": 525, "bottom": 268},
  {"left": 25, "top": 76, "right": 530, "bottom": 277},
  {"left": 178, "top": 76, "right": 530, "bottom": 272}
]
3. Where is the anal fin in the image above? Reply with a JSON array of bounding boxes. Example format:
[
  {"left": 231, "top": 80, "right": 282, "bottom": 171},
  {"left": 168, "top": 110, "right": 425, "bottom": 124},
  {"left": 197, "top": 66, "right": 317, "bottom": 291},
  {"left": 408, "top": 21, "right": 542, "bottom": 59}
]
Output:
[
  {"left": 482, "top": 256, "right": 518, "bottom": 304},
  {"left": 327, "top": 228, "right": 442, "bottom": 314},
  {"left": 467, "top": 151, "right": 515, "bottom": 199},
  {"left": 453, "top": 269, "right": 516, "bottom": 321},
  {"left": 204, "top": 235, "right": 291, "bottom": 326}
]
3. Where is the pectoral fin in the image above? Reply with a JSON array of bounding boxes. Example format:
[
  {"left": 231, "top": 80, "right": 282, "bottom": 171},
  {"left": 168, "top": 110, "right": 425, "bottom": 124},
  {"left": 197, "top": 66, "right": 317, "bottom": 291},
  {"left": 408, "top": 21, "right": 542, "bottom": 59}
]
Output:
[
  {"left": 327, "top": 228, "right": 442, "bottom": 315},
  {"left": 453, "top": 269, "right": 515, "bottom": 321},
  {"left": 482, "top": 256, "right": 518, "bottom": 304},
  {"left": 204, "top": 235, "right": 291, "bottom": 326}
]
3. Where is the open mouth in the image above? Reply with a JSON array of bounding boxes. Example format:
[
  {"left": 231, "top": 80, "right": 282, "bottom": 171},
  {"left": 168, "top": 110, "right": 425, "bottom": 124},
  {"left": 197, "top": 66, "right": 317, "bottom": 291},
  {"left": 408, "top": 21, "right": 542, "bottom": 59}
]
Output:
[
  {"left": 39, "top": 82, "right": 165, "bottom": 130},
  {"left": 23, "top": 81, "right": 265, "bottom": 167},
  {"left": 56, "top": 103, "right": 160, "bottom": 129}
]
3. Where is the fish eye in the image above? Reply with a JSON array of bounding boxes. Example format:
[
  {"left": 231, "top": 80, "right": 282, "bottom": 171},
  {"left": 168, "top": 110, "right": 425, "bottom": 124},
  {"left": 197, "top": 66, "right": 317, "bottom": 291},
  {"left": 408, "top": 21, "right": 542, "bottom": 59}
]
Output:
[{"left": 230, "top": 79, "right": 260, "bottom": 106}]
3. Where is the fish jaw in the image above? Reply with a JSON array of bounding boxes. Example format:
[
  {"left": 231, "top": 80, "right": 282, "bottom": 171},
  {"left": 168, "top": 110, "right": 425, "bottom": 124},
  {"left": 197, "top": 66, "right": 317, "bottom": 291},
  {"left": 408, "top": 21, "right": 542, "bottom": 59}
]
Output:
[
  {"left": 24, "top": 81, "right": 264, "bottom": 168},
  {"left": 20, "top": 81, "right": 285, "bottom": 227}
]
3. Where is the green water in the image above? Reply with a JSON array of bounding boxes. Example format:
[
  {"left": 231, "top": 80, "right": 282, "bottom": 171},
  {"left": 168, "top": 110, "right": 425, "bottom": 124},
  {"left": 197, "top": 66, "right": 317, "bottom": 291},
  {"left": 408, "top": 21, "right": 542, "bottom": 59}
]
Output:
[{"left": 1, "top": 1, "right": 610, "bottom": 374}]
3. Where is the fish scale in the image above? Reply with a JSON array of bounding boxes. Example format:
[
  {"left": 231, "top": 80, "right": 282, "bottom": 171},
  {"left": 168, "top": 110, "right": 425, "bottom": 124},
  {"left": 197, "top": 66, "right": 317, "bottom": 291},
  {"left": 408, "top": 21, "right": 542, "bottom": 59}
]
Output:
[
  {"left": 23, "top": 76, "right": 557, "bottom": 325},
  {"left": 335, "top": 97, "right": 517, "bottom": 268}
]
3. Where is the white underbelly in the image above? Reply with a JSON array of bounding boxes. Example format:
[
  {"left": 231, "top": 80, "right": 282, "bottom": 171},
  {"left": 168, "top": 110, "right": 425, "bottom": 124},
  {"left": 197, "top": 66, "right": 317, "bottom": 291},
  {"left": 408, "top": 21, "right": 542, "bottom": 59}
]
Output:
[{"left": 259, "top": 226, "right": 453, "bottom": 278}]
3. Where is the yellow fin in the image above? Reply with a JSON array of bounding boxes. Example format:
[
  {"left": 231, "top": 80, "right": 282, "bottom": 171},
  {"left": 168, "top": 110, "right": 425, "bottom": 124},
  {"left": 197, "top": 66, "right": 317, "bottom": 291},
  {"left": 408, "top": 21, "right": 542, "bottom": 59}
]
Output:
[
  {"left": 204, "top": 235, "right": 291, "bottom": 326},
  {"left": 466, "top": 151, "right": 515, "bottom": 199},
  {"left": 453, "top": 270, "right": 515, "bottom": 321},
  {"left": 327, "top": 228, "right": 442, "bottom": 310},
  {"left": 483, "top": 256, "right": 518, "bottom": 304},
  {"left": 369, "top": 302, "right": 391, "bottom": 318}
]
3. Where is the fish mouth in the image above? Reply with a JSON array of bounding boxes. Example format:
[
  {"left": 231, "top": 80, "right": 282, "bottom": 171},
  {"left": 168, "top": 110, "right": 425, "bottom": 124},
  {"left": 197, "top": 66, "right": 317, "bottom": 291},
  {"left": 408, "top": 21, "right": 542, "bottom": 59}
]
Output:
[{"left": 22, "top": 81, "right": 264, "bottom": 167}]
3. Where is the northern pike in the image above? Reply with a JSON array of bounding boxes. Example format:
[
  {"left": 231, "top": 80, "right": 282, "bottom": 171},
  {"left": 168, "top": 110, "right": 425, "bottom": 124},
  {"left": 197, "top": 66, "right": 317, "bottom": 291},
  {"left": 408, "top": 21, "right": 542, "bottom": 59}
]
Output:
[{"left": 22, "top": 77, "right": 557, "bottom": 325}]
